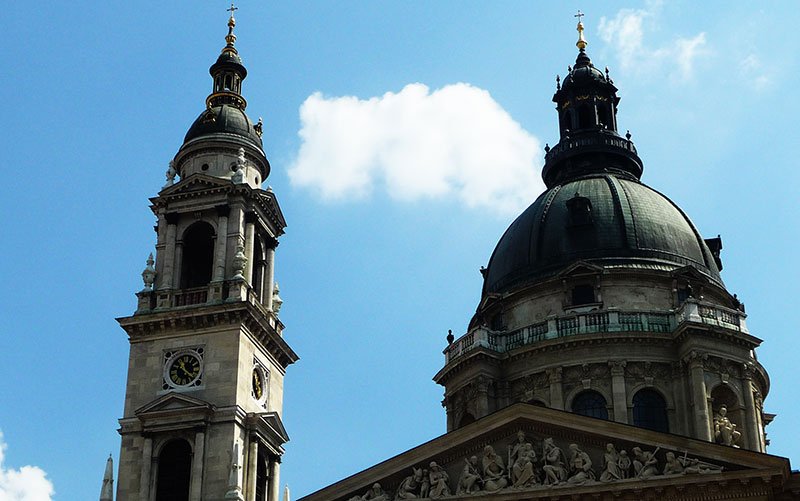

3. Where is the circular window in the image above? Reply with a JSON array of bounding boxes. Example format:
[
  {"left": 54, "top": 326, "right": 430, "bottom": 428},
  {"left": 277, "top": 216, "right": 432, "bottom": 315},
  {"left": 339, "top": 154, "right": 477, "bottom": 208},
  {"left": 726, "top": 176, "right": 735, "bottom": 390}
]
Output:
[{"left": 201, "top": 163, "right": 209, "bottom": 171}]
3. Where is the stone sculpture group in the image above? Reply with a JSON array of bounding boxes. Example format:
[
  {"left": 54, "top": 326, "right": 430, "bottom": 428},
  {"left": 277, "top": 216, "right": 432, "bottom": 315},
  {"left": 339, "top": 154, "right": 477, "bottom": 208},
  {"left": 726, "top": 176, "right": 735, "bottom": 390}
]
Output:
[{"left": 347, "top": 430, "right": 724, "bottom": 501}]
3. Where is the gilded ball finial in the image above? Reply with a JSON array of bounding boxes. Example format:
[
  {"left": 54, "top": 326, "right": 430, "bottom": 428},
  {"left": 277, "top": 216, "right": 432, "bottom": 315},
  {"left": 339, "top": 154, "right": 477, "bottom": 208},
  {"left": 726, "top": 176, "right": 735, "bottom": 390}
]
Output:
[{"left": 574, "top": 10, "right": 588, "bottom": 50}]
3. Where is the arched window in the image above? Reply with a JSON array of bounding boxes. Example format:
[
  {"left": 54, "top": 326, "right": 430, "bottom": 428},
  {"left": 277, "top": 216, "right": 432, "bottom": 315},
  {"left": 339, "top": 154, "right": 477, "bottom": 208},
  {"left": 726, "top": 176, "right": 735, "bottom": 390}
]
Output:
[
  {"left": 180, "top": 222, "right": 215, "bottom": 289},
  {"left": 459, "top": 412, "right": 476, "bottom": 428},
  {"left": 560, "top": 111, "right": 572, "bottom": 133},
  {"left": 155, "top": 439, "right": 192, "bottom": 501},
  {"left": 597, "top": 104, "right": 610, "bottom": 129},
  {"left": 632, "top": 389, "right": 669, "bottom": 432},
  {"left": 528, "top": 399, "right": 547, "bottom": 407},
  {"left": 571, "top": 390, "right": 608, "bottom": 419}
]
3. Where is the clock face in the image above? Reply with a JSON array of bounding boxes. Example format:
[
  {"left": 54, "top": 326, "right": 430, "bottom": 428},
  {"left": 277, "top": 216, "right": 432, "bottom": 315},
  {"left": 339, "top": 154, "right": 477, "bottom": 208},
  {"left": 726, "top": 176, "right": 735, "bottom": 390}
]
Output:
[
  {"left": 168, "top": 353, "right": 201, "bottom": 386},
  {"left": 252, "top": 368, "right": 264, "bottom": 400}
]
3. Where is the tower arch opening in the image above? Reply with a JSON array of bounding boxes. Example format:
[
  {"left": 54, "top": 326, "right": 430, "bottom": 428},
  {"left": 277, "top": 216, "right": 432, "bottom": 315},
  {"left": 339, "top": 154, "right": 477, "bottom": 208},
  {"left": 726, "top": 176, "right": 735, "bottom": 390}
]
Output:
[
  {"left": 180, "top": 221, "right": 216, "bottom": 289},
  {"left": 155, "top": 439, "right": 192, "bottom": 501}
]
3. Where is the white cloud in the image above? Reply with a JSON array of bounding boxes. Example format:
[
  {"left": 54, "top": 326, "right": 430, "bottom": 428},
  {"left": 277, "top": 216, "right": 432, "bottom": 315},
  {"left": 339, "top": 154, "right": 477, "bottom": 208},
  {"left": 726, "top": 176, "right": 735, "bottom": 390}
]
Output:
[
  {"left": 598, "top": 4, "right": 708, "bottom": 82},
  {"left": 288, "top": 83, "right": 544, "bottom": 216},
  {"left": 0, "top": 431, "right": 54, "bottom": 501},
  {"left": 739, "top": 54, "right": 773, "bottom": 91}
]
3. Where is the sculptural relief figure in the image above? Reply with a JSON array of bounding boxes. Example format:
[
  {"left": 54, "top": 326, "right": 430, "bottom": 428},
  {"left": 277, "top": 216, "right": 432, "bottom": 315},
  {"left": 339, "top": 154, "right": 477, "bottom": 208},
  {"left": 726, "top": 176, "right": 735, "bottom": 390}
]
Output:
[
  {"left": 427, "top": 462, "right": 451, "bottom": 498},
  {"left": 394, "top": 467, "right": 424, "bottom": 499},
  {"left": 713, "top": 405, "right": 741, "bottom": 447},
  {"left": 632, "top": 447, "right": 659, "bottom": 478},
  {"left": 232, "top": 147, "right": 247, "bottom": 184},
  {"left": 509, "top": 431, "right": 537, "bottom": 487},
  {"left": 567, "top": 444, "right": 596, "bottom": 485},
  {"left": 456, "top": 456, "right": 483, "bottom": 495},
  {"left": 350, "top": 483, "right": 389, "bottom": 501},
  {"left": 599, "top": 443, "right": 622, "bottom": 482},
  {"left": 481, "top": 445, "right": 509, "bottom": 491},
  {"left": 163, "top": 160, "right": 177, "bottom": 188},
  {"left": 617, "top": 450, "right": 631, "bottom": 479},
  {"left": 541, "top": 438, "right": 567, "bottom": 486},
  {"left": 662, "top": 452, "right": 685, "bottom": 475},
  {"left": 680, "top": 454, "right": 724, "bottom": 475}
]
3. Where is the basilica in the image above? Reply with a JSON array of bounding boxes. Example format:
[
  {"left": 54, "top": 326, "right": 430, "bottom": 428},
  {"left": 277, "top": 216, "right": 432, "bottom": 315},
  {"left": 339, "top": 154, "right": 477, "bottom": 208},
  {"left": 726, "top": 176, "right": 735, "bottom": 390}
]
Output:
[{"left": 105, "top": 8, "right": 799, "bottom": 501}]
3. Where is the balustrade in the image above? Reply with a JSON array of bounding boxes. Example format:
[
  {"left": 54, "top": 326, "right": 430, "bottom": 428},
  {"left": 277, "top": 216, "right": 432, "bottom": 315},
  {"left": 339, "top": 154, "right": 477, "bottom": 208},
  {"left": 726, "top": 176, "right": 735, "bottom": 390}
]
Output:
[{"left": 443, "top": 300, "right": 747, "bottom": 364}]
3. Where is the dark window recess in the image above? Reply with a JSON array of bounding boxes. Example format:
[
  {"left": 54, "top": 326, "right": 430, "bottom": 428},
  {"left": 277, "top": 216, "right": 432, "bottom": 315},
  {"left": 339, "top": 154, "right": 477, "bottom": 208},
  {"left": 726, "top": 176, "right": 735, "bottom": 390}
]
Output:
[
  {"left": 566, "top": 195, "right": 593, "bottom": 226},
  {"left": 572, "top": 390, "right": 608, "bottom": 420},
  {"left": 577, "top": 105, "right": 594, "bottom": 129},
  {"left": 181, "top": 222, "right": 215, "bottom": 289},
  {"left": 490, "top": 313, "right": 504, "bottom": 331},
  {"left": 155, "top": 440, "right": 192, "bottom": 501},
  {"left": 572, "top": 284, "right": 595, "bottom": 305},
  {"left": 597, "top": 105, "right": 610, "bottom": 129},
  {"left": 254, "top": 446, "right": 269, "bottom": 501},
  {"left": 677, "top": 287, "right": 691, "bottom": 303},
  {"left": 560, "top": 111, "right": 571, "bottom": 133},
  {"left": 633, "top": 389, "right": 669, "bottom": 432},
  {"left": 529, "top": 399, "right": 547, "bottom": 407}
]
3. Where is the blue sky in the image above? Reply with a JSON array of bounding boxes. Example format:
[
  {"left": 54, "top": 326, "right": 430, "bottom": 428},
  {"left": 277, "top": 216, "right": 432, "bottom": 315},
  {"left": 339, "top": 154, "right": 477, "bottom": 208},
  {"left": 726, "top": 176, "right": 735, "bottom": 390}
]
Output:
[{"left": 0, "top": 1, "right": 797, "bottom": 499}]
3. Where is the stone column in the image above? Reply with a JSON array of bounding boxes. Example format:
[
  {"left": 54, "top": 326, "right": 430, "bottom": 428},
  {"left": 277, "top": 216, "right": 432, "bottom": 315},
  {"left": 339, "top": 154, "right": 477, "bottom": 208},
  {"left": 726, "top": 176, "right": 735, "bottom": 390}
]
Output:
[
  {"left": 173, "top": 243, "right": 184, "bottom": 289},
  {"left": 214, "top": 207, "right": 230, "bottom": 282},
  {"left": 609, "top": 360, "right": 628, "bottom": 424},
  {"left": 686, "top": 352, "right": 712, "bottom": 441},
  {"left": 160, "top": 214, "right": 179, "bottom": 290},
  {"left": 246, "top": 440, "right": 258, "bottom": 501},
  {"left": 264, "top": 245, "right": 276, "bottom": 310},
  {"left": 547, "top": 367, "right": 564, "bottom": 410},
  {"left": 671, "top": 363, "right": 690, "bottom": 436},
  {"left": 244, "top": 213, "right": 256, "bottom": 285},
  {"left": 140, "top": 437, "right": 153, "bottom": 501},
  {"left": 741, "top": 366, "right": 759, "bottom": 451},
  {"left": 189, "top": 431, "right": 205, "bottom": 501},
  {"left": 268, "top": 459, "right": 280, "bottom": 501}
]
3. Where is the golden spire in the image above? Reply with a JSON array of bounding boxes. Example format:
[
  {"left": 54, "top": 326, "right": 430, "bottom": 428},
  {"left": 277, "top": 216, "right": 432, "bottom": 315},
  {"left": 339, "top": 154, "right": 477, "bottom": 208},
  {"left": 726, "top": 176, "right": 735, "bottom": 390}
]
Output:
[
  {"left": 575, "top": 10, "right": 588, "bottom": 51},
  {"left": 225, "top": 2, "right": 238, "bottom": 49}
]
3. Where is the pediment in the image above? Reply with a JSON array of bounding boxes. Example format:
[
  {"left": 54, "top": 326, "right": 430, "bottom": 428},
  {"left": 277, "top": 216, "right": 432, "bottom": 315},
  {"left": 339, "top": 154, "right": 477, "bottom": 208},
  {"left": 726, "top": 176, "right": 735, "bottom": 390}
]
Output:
[
  {"left": 134, "top": 392, "right": 215, "bottom": 432},
  {"left": 300, "top": 403, "right": 792, "bottom": 501},
  {"left": 557, "top": 260, "right": 605, "bottom": 278},
  {"left": 670, "top": 265, "right": 709, "bottom": 283},
  {"left": 246, "top": 411, "right": 290, "bottom": 453}
]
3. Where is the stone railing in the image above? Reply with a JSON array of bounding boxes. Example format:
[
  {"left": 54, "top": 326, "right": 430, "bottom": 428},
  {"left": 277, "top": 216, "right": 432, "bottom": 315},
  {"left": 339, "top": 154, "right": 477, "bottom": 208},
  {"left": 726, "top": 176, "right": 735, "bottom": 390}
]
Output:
[{"left": 444, "top": 300, "right": 747, "bottom": 364}]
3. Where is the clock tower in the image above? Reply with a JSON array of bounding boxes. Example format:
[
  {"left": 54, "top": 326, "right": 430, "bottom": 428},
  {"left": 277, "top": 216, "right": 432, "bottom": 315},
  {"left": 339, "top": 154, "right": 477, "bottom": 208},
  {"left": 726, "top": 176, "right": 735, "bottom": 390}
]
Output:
[{"left": 115, "top": 9, "right": 297, "bottom": 501}]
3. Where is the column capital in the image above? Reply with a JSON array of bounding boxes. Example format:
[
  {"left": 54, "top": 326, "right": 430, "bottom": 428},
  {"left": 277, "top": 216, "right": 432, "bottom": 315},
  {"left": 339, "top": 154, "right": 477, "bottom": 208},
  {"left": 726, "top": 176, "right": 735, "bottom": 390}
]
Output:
[
  {"left": 682, "top": 350, "right": 708, "bottom": 368},
  {"left": 608, "top": 360, "right": 627, "bottom": 375},
  {"left": 546, "top": 366, "right": 563, "bottom": 382},
  {"left": 164, "top": 212, "right": 180, "bottom": 225}
]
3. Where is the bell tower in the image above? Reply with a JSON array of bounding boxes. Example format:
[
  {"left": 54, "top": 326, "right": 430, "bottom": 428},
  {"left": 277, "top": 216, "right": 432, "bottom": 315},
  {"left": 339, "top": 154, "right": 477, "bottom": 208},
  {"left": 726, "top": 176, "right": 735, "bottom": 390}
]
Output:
[{"left": 115, "top": 8, "right": 297, "bottom": 501}]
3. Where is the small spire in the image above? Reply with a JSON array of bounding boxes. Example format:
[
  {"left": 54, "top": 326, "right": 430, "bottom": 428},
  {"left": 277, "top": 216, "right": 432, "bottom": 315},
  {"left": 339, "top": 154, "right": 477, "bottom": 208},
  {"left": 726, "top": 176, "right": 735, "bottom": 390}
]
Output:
[
  {"left": 575, "top": 10, "right": 588, "bottom": 51},
  {"left": 99, "top": 455, "right": 114, "bottom": 501}
]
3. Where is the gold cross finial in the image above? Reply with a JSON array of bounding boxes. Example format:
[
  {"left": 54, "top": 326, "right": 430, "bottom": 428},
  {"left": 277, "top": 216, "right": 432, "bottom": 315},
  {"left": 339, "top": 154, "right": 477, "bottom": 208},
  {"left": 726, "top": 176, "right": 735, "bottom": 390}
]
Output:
[
  {"left": 228, "top": 2, "right": 238, "bottom": 19},
  {"left": 575, "top": 10, "right": 588, "bottom": 50}
]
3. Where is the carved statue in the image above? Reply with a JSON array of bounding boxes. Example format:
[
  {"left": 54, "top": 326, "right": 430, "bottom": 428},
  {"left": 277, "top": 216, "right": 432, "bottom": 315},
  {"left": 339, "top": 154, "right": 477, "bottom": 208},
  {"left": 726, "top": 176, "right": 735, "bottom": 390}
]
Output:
[
  {"left": 163, "top": 160, "right": 177, "bottom": 188},
  {"left": 662, "top": 452, "right": 685, "bottom": 475},
  {"left": 713, "top": 405, "right": 742, "bottom": 447},
  {"left": 542, "top": 438, "right": 567, "bottom": 485},
  {"left": 232, "top": 147, "right": 247, "bottom": 184},
  {"left": 456, "top": 456, "right": 482, "bottom": 495},
  {"left": 599, "top": 443, "right": 622, "bottom": 482},
  {"left": 350, "top": 483, "right": 389, "bottom": 501},
  {"left": 481, "top": 445, "right": 508, "bottom": 491},
  {"left": 232, "top": 244, "right": 247, "bottom": 280},
  {"left": 272, "top": 282, "right": 283, "bottom": 314},
  {"left": 427, "top": 462, "right": 451, "bottom": 498},
  {"left": 509, "top": 431, "right": 537, "bottom": 487},
  {"left": 567, "top": 444, "right": 595, "bottom": 485},
  {"left": 395, "top": 467, "right": 424, "bottom": 499},
  {"left": 680, "top": 455, "right": 724, "bottom": 475},
  {"left": 617, "top": 450, "right": 631, "bottom": 479},
  {"left": 632, "top": 447, "right": 659, "bottom": 478}
]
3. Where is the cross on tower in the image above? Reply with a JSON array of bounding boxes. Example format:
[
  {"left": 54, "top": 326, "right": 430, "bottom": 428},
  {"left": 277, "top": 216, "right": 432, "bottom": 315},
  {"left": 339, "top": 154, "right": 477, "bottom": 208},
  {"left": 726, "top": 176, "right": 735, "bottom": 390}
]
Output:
[
  {"left": 574, "top": 10, "right": 584, "bottom": 24},
  {"left": 227, "top": 2, "right": 238, "bottom": 18}
]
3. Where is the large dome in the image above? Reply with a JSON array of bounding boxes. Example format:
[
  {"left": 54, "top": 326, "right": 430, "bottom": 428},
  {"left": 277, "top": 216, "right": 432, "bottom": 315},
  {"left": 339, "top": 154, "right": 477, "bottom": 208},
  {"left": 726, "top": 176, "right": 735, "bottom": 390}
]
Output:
[{"left": 483, "top": 174, "right": 722, "bottom": 294}]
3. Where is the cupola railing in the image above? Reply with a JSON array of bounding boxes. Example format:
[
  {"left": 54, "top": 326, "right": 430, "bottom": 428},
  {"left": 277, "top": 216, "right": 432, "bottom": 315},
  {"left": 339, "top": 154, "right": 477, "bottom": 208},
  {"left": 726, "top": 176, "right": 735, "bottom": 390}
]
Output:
[{"left": 444, "top": 299, "right": 748, "bottom": 364}]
